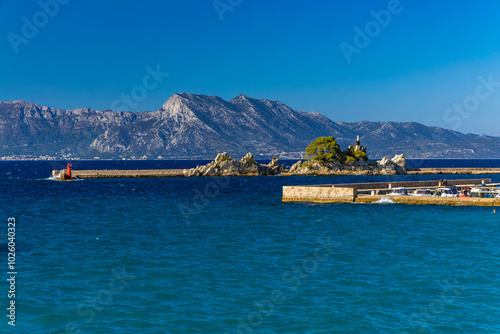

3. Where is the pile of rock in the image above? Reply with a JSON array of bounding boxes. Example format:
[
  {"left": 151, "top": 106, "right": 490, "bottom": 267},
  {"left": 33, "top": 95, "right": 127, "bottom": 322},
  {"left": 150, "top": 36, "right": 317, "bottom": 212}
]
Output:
[
  {"left": 183, "top": 152, "right": 285, "bottom": 177},
  {"left": 184, "top": 152, "right": 407, "bottom": 176},
  {"left": 287, "top": 154, "right": 407, "bottom": 175},
  {"left": 377, "top": 154, "right": 407, "bottom": 175}
]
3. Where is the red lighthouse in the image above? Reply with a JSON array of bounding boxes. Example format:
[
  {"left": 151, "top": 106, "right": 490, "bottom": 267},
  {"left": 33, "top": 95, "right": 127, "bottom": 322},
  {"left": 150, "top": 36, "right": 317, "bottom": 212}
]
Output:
[{"left": 67, "top": 163, "right": 72, "bottom": 179}]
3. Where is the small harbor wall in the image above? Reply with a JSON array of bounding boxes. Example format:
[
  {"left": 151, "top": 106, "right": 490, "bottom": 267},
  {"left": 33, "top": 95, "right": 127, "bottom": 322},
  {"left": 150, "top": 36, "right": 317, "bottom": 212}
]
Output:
[
  {"left": 407, "top": 168, "right": 500, "bottom": 175},
  {"left": 282, "top": 186, "right": 357, "bottom": 202},
  {"left": 282, "top": 179, "right": 499, "bottom": 207},
  {"left": 71, "top": 169, "right": 185, "bottom": 178},
  {"left": 52, "top": 166, "right": 500, "bottom": 180},
  {"left": 356, "top": 195, "right": 500, "bottom": 206},
  {"left": 315, "top": 179, "right": 491, "bottom": 191}
]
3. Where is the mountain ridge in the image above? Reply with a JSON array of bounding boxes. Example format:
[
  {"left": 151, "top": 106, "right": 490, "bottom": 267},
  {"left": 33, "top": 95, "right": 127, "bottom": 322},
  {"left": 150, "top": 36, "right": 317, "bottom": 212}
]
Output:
[{"left": 0, "top": 94, "right": 499, "bottom": 159}]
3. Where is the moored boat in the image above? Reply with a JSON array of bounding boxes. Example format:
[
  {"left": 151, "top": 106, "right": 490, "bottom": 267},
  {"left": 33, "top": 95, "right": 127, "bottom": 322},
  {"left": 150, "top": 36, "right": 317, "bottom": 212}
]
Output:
[
  {"left": 411, "top": 189, "right": 432, "bottom": 197},
  {"left": 387, "top": 187, "right": 408, "bottom": 196},
  {"left": 470, "top": 187, "right": 499, "bottom": 198},
  {"left": 435, "top": 187, "right": 459, "bottom": 197},
  {"left": 460, "top": 186, "right": 471, "bottom": 197}
]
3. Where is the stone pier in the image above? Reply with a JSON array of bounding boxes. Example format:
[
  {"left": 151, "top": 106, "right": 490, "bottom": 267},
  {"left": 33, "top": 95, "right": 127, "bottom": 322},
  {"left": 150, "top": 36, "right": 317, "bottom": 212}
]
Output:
[
  {"left": 282, "top": 179, "right": 500, "bottom": 207},
  {"left": 51, "top": 169, "right": 185, "bottom": 180},
  {"left": 283, "top": 186, "right": 357, "bottom": 202}
]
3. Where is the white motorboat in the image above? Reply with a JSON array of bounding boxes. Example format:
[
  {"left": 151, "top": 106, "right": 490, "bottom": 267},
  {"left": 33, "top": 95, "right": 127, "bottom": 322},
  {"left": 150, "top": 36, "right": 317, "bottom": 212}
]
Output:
[
  {"left": 435, "top": 187, "right": 459, "bottom": 197},
  {"left": 411, "top": 189, "right": 432, "bottom": 197},
  {"left": 387, "top": 187, "right": 408, "bottom": 196},
  {"left": 470, "top": 187, "right": 499, "bottom": 199}
]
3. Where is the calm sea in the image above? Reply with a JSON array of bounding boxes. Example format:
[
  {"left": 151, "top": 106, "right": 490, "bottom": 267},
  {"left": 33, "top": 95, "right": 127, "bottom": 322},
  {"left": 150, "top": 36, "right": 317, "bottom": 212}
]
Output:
[{"left": 0, "top": 159, "right": 499, "bottom": 334}]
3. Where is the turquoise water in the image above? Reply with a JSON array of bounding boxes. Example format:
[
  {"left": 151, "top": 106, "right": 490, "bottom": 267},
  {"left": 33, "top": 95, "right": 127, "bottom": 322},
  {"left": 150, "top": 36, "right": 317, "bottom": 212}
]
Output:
[{"left": 1, "top": 161, "right": 499, "bottom": 333}]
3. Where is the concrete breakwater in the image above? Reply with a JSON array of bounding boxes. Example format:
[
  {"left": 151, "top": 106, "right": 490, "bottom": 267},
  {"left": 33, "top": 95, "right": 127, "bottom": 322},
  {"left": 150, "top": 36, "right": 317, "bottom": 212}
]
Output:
[
  {"left": 72, "top": 169, "right": 185, "bottom": 178},
  {"left": 355, "top": 194, "right": 500, "bottom": 206},
  {"left": 282, "top": 178, "right": 500, "bottom": 206},
  {"left": 52, "top": 169, "right": 185, "bottom": 179},
  {"left": 51, "top": 168, "right": 500, "bottom": 180},
  {"left": 407, "top": 168, "right": 500, "bottom": 175},
  {"left": 321, "top": 179, "right": 491, "bottom": 192}
]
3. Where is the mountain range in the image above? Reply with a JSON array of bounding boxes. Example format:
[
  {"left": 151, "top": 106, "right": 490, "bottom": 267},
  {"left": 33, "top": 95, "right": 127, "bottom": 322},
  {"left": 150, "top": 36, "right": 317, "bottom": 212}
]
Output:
[{"left": 1, "top": 93, "right": 499, "bottom": 159}]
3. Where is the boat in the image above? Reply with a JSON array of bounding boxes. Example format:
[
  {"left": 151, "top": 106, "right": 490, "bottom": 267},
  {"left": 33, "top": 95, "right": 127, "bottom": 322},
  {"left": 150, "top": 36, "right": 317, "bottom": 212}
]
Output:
[
  {"left": 411, "top": 189, "right": 433, "bottom": 197},
  {"left": 435, "top": 187, "right": 459, "bottom": 197},
  {"left": 387, "top": 187, "right": 408, "bottom": 196},
  {"left": 460, "top": 186, "right": 470, "bottom": 197},
  {"left": 470, "top": 187, "right": 498, "bottom": 198}
]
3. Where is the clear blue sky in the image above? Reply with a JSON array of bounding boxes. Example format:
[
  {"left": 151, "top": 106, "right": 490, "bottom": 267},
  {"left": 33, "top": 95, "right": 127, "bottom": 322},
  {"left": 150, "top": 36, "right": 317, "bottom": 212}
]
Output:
[{"left": 1, "top": 0, "right": 500, "bottom": 136}]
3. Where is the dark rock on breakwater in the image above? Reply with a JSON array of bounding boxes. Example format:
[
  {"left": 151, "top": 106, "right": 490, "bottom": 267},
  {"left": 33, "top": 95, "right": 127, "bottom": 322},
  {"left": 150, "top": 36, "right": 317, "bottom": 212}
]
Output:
[
  {"left": 184, "top": 152, "right": 408, "bottom": 176},
  {"left": 285, "top": 154, "right": 407, "bottom": 175},
  {"left": 183, "top": 153, "right": 285, "bottom": 176}
]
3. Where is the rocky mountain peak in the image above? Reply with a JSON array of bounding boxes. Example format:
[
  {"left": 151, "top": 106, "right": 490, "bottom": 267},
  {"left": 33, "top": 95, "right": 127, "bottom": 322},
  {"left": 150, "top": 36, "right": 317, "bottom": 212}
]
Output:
[
  {"left": 161, "top": 93, "right": 227, "bottom": 111},
  {"left": 2, "top": 100, "right": 42, "bottom": 110},
  {"left": 1, "top": 93, "right": 499, "bottom": 159},
  {"left": 230, "top": 94, "right": 250, "bottom": 101}
]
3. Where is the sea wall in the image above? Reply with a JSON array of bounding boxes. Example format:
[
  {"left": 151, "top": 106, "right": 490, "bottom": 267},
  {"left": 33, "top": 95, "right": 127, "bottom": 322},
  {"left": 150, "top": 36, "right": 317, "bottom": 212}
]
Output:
[
  {"left": 282, "top": 186, "right": 357, "bottom": 202},
  {"left": 71, "top": 169, "right": 185, "bottom": 178},
  {"left": 321, "top": 179, "right": 491, "bottom": 190},
  {"left": 407, "top": 168, "right": 500, "bottom": 175},
  {"left": 356, "top": 195, "right": 500, "bottom": 206},
  {"left": 282, "top": 179, "right": 499, "bottom": 206}
]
